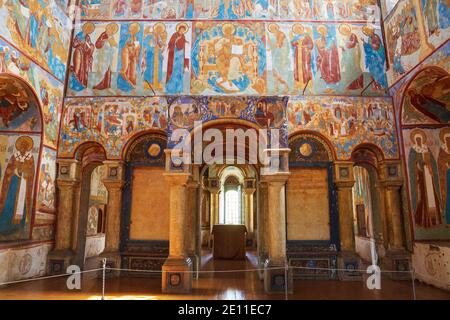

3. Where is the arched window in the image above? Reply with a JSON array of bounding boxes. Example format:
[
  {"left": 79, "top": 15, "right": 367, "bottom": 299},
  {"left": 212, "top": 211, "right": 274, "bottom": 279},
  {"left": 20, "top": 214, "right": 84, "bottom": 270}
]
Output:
[{"left": 220, "top": 175, "right": 242, "bottom": 224}]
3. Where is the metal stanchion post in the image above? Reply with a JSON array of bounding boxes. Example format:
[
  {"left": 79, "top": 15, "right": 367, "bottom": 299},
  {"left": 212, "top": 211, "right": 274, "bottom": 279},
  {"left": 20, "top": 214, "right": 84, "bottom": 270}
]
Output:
[
  {"left": 102, "top": 258, "right": 106, "bottom": 300},
  {"left": 284, "top": 264, "right": 288, "bottom": 300},
  {"left": 411, "top": 268, "right": 416, "bottom": 300}
]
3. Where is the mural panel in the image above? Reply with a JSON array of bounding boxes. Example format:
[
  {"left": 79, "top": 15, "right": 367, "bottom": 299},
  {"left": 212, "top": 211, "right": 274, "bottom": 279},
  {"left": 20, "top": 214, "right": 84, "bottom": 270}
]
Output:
[
  {"left": 36, "top": 147, "right": 56, "bottom": 213},
  {"left": 404, "top": 128, "right": 450, "bottom": 240},
  {"left": 60, "top": 97, "right": 168, "bottom": 158},
  {"left": 79, "top": 0, "right": 380, "bottom": 21},
  {"left": 67, "top": 21, "right": 388, "bottom": 97},
  {"left": 0, "top": 39, "right": 65, "bottom": 149},
  {"left": 68, "top": 21, "right": 192, "bottom": 96},
  {"left": 0, "top": 0, "right": 72, "bottom": 81},
  {"left": 0, "top": 76, "right": 41, "bottom": 132},
  {"left": 287, "top": 96, "right": 398, "bottom": 159},
  {"left": 384, "top": 0, "right": 450, "bottom": 86},
  {"left": 0, "top": 134, "right": 40, "bottom": 241}
]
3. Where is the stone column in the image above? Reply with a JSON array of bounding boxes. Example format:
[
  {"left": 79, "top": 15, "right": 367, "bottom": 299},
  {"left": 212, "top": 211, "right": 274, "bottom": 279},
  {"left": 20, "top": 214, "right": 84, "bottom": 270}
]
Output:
[
  {"left": 257, "top": 181, "right": 268, "bottom": 274},
  {"left": 379, "top": 161, "right": 410, "bottom": 280},
  {"left": 48, "top": 160, "right": 81, "bottom": 274},
  {"left": 207, "top": 178, "right": 220, "bottom": 248},
  {"left": 100, "top": 161, "right": 125, "bottom": 271},
  {"left": 186, "top": 167, "right": 200, "bottom": 276},
  {"left": 334, "top": 162, "right": 362, "bottom": 281},
  {"left": 162, "top": 173, "right": 193, "bottom": 293},
  {"left": 243, "top": 179, "right": 256, "bottom": 246}
]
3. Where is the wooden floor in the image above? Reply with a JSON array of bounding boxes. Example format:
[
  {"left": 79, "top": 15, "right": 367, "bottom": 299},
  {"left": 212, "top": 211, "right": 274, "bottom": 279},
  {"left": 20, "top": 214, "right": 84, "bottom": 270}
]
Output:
[{"left": 0, "top": 251, "right": 449, "bottom": 300}]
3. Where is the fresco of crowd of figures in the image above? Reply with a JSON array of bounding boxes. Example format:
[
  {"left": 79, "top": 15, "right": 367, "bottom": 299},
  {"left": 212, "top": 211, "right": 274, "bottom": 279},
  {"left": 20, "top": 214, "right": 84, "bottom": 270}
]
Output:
[
  {"left": 67, "top": 19, "right": 389, "bottom": 97},
  {"left": 384, "top": 0, "right": 450, "bottom": 86},
  {"left": 79, "top": 0, "right": 381, "bottom": 21},
  {"left": 60, "top": 95, "right": 398, "bottom": 160}
]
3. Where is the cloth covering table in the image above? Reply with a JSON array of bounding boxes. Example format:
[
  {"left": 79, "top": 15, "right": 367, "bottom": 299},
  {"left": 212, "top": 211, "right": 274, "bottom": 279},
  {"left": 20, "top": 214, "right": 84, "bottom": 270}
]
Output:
[{"left": 211, "top": 224, "right": 247, "bottom": 260}]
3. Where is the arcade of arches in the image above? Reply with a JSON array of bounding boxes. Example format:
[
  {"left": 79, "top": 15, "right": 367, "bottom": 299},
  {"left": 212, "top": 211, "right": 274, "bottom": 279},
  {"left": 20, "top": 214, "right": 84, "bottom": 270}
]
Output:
[{"left": 0, "top": 0, "right": 449, "bottom": 297}]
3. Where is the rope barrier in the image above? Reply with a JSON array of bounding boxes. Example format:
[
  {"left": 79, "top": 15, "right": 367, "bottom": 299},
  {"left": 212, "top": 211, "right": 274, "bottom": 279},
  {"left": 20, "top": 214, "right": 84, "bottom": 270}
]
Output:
[{"left": 0, "top": 268, "right": 103, "bottom": 287}]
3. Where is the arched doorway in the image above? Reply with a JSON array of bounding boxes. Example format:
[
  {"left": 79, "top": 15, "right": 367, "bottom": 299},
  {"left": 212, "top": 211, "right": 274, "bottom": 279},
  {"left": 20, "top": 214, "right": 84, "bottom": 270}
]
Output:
[
  {"left": 120, "top": 131, "right": 169, "bottom": 276},
  {"left": 72, "top": 142, "right": 107, "bottom": 268},
  {"left": 0, "top": 74, "right": 43, "bottom": 241},
  {"left": 351, "top": 145, "right": 387, "bottom": 266},
  {"left": 286, "top": 132, "right": 339, "bottom": 280}
]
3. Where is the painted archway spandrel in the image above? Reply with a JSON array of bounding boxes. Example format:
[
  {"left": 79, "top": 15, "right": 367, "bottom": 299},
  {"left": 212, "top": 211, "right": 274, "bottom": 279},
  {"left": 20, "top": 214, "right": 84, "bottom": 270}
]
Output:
[{"left": 287, "top": 96, "right": 399, "bottom": 161}]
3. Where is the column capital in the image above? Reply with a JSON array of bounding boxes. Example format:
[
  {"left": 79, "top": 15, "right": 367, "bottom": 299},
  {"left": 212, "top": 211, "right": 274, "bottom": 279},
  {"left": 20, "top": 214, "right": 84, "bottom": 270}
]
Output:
[
  {"left": 57, "top": 158, "right": 81, "bottom": 181},
  {"left": 261, "top": 173, "right": 290, "bottom": 184},
  {"left": 56, "top": 178, "right": 80, "bottom": 189},
  {"left": 243, "top": 187, "right": 256, "bottom": 195},
  {"left": 102, "top": 179, "right": 125, "bottom": 191},
  {"left": 102, "top": 160, "right": 125, "bottom": 182},
  {"left": 164, "top": 173, "right": 191, "bottom": 186},
  {"left": 206, "top": 178, "right": 220, "bottom": 194},
  {"left": 333, "top": 161, "right": 354, "bottom": 186},
  {"left": 379, "top": 160, "right": 403, "bottom": 187}
]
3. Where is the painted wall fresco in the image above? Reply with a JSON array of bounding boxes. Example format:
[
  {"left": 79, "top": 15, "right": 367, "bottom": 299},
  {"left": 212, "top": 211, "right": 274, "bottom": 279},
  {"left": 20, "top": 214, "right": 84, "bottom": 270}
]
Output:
[
  {"left": 60, "top": 97, "right": 168, "bottom": 158},
  {"left": 404, "top": 128, "right": 450, "bottom": 240},
  {"left": 0, "top": 76, "right": 42, "bottom": 132},
  {"left": 0, "top": 0, "right": 72, "bottom": 81},
  {"left": 0, "top": 38, "right": 64, "bottom": 149},
  {"left": 0, "top": 134, "right": 40, "bottom": 241},
  {"left": 36, "top": 147, "right": 56, "bottom": 213},
  {"left": 384, "top": 0, "right": 450, "bottom": 86},
  {"left": 68, "top": 21, "right": 192, "bottom": 96},
  {"left": 389, "top": 40, "right": 450, "bottom": 241},
  {"left": 67, "top": 21, "right": 389, "bottom": 97},
  {"left": 79, "top": 0, "right": 380, "bottom": 21},
  {"left": 287, "top": 96, "right": 398, "bottom": 159}
]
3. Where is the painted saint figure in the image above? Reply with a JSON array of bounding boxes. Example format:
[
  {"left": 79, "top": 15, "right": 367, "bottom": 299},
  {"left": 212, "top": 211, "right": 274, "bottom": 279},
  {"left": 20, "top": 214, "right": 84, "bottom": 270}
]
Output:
[
  {"left": 267, "top": 24, "right": 290, "bottom": 94},
  {"left": 93, "top": 23, "right": 119, "bottom": 91},
  {"left": 166, "top": 23, "right": 189, "bottom": 94},
  {"left": 142, "top": 23, "right": 167, "bottom": 92},
  {"left": 438, "top": 128, "right": 450, "bottom": 224},
  {"left": 118, "top": 23, "right": 141, "bottom": 93},
  {"left": 362, "top": 27, "right": 387, "bottom": 91},
  {"left": 291, "top": 24, "right": 313, "bottom": 92},
  {"left": 408, "top": 129, "right": 442, "bottom": 228},
  {"left": 315, "top": 25, "right": 341, "bottom": 84},
  {"left": 70, "top": 23, "right": 95, "bottom": 91},
  {"left": 339, "top": 24, "right": 363, "bottom": 90},
  {"left": 0, "top": 136, "right": 35, "bottom": 234},
  {"left": 423, "top": 0, "right": 440, "bottom": 36}
]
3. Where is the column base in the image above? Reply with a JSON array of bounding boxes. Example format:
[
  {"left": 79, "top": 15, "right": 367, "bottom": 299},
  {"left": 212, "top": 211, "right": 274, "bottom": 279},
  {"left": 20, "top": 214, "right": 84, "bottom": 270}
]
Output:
[
  {"left": 263, "top": 259, "right": 293, "bottom": 294},
  {"left": 338, "top": 251, "right": 363, "bottom": 281},
  {"left": 162, "top": 257, "right": 193, "bottom": 294},
  {"left": 47, "top": 250, "right": 74, "bottom": 275},
  {"left": 381, "top": 250, "right": 411, "bottom": 281},
  {"left": 99, "top": 252, "right": 122, "bottom": 277}
]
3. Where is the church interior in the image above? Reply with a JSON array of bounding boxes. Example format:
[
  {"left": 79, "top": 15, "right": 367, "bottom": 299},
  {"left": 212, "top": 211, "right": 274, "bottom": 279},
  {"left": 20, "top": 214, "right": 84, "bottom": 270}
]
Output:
[{"left": 0, "top": 0, "right": 449, "bottom": 300}]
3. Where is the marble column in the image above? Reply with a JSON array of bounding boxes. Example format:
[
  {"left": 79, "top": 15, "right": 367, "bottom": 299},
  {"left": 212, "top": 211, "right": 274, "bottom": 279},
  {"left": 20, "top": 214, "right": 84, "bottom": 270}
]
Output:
[
  {"left": 100, "top": 161, "right": 125, "bottom": 272},
  {"left": 162, "top": 173, "right": 193, "bottom": 293},
  {"left": 243, "top": 179, "right": 256, "bottom": 247},
  {"left": 334, "top": 162, "right": 362, "bottom": 281},
  {"left": 262, "top": 173, "right": 292, "bottom": 293},
  {"left": 48, "top": 160, "right": 81, "bottom": 274}
]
